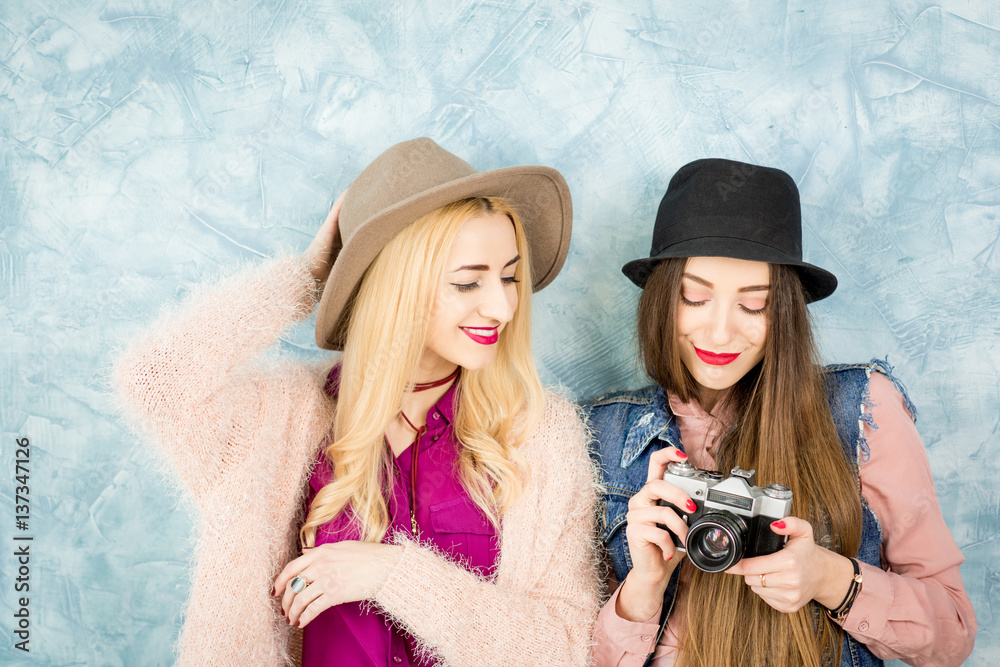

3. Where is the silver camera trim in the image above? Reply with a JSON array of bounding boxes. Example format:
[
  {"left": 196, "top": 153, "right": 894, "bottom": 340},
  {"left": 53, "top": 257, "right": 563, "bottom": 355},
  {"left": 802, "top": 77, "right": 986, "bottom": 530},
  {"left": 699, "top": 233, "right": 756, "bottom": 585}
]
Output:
[{"left": 662, "top": 465, "right": 793, "bottom": 565}]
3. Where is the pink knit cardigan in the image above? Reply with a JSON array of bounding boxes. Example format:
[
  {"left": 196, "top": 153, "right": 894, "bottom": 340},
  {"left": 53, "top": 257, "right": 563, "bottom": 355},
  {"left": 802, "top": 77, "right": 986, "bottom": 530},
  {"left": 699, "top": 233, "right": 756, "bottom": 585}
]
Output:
[{"left": 111, "top": 255, "right": 602, "bottom": 666}]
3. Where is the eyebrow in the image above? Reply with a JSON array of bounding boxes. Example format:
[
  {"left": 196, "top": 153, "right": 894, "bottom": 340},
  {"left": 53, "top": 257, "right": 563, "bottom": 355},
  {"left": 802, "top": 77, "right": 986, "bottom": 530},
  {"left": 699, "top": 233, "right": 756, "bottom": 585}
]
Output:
[
  {"left": 450, "top": 254, "right": 521, "bottom": 273},
  {"left": 682, "top": 273, "right": 770, "bottom": 293}
]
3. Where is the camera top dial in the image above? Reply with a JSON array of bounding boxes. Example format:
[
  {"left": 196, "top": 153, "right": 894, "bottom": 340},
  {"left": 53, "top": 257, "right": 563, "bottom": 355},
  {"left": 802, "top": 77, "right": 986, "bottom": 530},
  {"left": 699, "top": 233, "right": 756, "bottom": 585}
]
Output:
[
  {"left": 764, "top": 484, "right": 792, "bottom": 500},
  {"left": 666, "top": 460, "right": 696, "bottom": 476}
]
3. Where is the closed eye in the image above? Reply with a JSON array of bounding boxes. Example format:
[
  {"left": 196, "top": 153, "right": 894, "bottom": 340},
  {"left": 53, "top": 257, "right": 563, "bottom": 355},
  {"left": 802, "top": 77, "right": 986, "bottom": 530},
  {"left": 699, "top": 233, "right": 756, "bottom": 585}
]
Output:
[{"left": 454, "top": 276, "right": 520, "bottom": 292}]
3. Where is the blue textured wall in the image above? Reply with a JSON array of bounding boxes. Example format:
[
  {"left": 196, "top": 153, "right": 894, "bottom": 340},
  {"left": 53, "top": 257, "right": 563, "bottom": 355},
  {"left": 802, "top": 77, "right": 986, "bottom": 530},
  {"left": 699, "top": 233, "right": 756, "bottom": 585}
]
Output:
[{"left": 2, "top": 1, "right": 997, "bottom": 664}]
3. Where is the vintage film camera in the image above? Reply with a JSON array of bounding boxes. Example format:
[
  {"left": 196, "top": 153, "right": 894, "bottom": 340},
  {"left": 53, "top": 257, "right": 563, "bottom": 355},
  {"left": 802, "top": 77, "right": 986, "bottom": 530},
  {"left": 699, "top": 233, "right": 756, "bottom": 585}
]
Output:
[{"left": 660, "top": 461, "right": 793, "bottom": 572}]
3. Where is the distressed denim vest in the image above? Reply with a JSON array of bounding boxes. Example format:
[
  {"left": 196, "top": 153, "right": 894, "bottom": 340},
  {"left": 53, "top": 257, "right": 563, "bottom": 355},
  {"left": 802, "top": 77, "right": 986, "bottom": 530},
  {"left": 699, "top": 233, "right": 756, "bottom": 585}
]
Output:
[{"left": 586, "top": 359, "right": 916, "bottom": 667}]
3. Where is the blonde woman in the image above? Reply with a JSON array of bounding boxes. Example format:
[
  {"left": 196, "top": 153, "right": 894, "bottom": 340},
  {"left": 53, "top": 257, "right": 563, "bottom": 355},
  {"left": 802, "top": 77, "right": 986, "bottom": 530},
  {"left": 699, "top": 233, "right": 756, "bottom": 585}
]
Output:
[{"left": 112, "top": 138, "right": 600, "bottom": 666}]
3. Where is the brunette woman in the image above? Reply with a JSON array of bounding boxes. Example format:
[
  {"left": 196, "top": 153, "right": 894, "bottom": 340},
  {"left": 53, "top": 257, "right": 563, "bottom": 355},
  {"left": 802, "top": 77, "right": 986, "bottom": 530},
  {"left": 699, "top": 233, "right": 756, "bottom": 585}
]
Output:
[
  {"left": 589, "top": 159, "right": 975, "bottom": 667},
  {"left": 112, "top": 138, "right": 599, "bottom": 666}
]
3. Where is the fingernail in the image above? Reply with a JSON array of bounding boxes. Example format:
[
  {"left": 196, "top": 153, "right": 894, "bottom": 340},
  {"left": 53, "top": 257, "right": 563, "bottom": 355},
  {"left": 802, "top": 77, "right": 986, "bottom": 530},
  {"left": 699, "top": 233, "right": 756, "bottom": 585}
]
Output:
[
  {"left": 686, "top": 500, "right": 698, "bottom": 512},
  {"left": 676, "top": 451, "right": 687, "bottom": 459},
  {"left": 771, "top": 520, "right": 786, "bottom": 530}
]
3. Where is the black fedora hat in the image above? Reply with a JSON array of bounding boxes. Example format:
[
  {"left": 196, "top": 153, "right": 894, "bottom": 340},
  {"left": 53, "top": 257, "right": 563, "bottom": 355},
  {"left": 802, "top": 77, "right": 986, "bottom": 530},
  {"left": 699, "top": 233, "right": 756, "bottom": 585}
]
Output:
[{"left": 622, "top": 158, "right": 837, "bottom": 302}]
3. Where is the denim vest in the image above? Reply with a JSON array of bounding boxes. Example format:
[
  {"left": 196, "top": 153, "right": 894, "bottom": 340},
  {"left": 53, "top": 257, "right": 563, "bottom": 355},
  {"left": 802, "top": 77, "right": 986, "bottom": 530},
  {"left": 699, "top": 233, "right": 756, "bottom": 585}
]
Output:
[{"left": 586, "top": 359, "right": 917, "bottom": 667}]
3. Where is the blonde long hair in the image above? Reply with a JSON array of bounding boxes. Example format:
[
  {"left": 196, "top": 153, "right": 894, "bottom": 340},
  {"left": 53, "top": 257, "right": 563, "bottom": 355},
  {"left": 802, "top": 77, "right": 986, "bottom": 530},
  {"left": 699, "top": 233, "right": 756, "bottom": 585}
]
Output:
[
  {"left": 300, "top": 197, "right": 544, "bottom": 547},
  {"left": 637, "top": 259, "right": 863, "bottom": 667}
]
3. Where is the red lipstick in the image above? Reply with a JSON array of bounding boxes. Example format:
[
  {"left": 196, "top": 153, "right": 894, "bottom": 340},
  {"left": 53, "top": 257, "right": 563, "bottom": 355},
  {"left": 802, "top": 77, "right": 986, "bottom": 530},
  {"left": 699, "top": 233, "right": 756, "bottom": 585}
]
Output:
[
  {"left": 461, "top": 326, "right": 499, "bottom": 345},
  {"left": 694, "top": 347, "right": 740, "bottom": 366}
]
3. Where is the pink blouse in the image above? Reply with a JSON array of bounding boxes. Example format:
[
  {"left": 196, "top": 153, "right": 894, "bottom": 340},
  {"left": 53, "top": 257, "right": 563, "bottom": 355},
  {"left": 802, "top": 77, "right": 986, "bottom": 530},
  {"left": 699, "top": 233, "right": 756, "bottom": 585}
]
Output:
[{"left": 593, "top": 373, "right": 976, "bottom": 666}]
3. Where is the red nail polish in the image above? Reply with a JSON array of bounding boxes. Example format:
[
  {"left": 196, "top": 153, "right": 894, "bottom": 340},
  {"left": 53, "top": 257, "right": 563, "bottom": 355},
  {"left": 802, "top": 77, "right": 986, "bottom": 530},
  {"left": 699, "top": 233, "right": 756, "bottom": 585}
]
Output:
[
  {"left": 685, "top": 500, "right": 698, "bottom": 512},
  {"left": 676, "top": 450, "right": 688, "bottom": 459},
  {"left": 772, "top": 520, "right": 786, "bottom": 530}
]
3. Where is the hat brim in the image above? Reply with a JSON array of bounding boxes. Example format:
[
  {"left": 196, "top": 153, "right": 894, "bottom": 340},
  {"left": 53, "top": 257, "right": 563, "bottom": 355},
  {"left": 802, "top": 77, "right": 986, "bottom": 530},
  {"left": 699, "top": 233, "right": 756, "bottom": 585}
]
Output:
[
  {"left": 621, "top": 236, "right": 837, "bottom": 303},
  {"left": 316, "top": 165, "right": 572, "bottom": 350}
]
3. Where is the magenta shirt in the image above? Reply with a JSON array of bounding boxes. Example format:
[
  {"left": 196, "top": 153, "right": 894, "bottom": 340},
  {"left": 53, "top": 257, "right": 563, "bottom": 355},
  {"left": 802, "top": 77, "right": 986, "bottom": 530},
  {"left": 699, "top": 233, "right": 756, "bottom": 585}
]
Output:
[{"left": 302, "top": 367, "right": 501, "bottom": 666}]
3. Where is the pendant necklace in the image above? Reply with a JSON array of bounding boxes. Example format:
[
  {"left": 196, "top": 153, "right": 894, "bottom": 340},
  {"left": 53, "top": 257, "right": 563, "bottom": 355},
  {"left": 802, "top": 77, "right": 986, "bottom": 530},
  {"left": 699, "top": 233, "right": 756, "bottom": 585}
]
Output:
[{"left": 391, "top": 366, "right": 460, "bottom": 537}]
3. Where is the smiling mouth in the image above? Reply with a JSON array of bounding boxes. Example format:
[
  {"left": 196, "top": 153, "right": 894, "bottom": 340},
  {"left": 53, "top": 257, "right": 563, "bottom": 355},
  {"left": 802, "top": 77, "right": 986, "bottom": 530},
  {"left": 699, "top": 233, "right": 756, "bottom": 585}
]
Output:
[
  {"left": 461, "top": 326, "right": 499, "bottom": 345},
  {"left": 694, "top": 347, "right": 741, "bottom": 366}
]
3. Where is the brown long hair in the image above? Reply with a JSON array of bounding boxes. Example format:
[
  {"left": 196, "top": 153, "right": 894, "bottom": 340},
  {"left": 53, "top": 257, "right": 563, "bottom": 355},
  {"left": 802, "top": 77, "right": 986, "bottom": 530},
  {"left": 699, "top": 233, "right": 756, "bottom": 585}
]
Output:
[{"left": 637, "top": 258, "right": 862, "bottom": 667}]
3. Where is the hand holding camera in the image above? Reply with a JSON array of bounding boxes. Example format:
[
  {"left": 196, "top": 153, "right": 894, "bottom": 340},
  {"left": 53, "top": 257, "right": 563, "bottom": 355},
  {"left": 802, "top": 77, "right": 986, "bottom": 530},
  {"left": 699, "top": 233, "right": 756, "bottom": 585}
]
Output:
[
  {"left": 616, "top": 446, "right": 694, "bottom": 622},
  {"left": 659, "top": 461, "right": 858, "bottom": 615},
  {"left": 659, "top": 462, "right": 793, "bottom": 573},
  {"left": 621, "top": 450, "right": 860, "bottom": 619}
]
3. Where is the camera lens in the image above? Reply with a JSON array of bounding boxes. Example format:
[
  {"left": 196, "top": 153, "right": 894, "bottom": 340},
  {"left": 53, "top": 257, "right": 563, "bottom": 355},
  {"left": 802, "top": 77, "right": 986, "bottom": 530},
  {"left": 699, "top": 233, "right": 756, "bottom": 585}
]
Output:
[
  {"left": 702, "top": 528, "right": 730, "bottom": 556},
  {"left": 686, "top": 512, "right": 748, "bottom": 572}
]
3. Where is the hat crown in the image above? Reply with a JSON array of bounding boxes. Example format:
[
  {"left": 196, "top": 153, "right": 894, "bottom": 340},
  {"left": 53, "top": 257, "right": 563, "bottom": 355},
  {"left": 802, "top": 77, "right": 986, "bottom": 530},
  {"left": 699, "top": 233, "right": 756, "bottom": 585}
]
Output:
[
  {"left": 621, "top": 157, "right": 838, "bottom": 302},
  {"left": 339, "top": 138, "right": 477, "bottom": 243},
  {"left": 652, "top": 158, "right": 802, "bottom": 258}
]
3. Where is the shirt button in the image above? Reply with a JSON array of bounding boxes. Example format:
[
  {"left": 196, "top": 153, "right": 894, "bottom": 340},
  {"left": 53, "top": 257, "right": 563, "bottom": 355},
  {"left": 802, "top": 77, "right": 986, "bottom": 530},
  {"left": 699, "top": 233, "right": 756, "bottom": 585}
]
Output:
[
  {"left": 858, "top": 620, "right": 869, "bottom": 632},
  {"left": 640, "top": 634, "right": 652, "bottom": 642},
  {"left": 393, "top": 657, "right": 402, "bottom": 664},
  {"left": 432, "top": 413, "right": 440, "bottom": 420},
  {"left": 433, "top": 434, "right": 440, "bottom": 441}
]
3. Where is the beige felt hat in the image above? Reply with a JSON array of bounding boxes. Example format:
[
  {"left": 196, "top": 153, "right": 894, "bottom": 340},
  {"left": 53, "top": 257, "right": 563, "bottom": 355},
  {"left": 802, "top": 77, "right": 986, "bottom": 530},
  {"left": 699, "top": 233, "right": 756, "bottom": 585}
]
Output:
[{"left": 315, "top": 137, "right": 573, "bottom": 350}]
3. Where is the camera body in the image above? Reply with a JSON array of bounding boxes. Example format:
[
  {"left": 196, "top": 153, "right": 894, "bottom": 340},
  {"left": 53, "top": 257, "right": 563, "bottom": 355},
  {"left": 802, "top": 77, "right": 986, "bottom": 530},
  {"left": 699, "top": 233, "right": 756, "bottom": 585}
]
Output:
[{"left": 661, "top": 461, "right": 792, "bottom": 572}]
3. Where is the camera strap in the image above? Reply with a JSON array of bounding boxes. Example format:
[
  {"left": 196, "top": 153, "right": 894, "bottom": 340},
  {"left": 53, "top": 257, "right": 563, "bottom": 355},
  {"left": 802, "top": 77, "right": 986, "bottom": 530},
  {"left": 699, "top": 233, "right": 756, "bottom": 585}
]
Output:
[{"left": 642, "top": 565, "right": 683, "bottom": 667}]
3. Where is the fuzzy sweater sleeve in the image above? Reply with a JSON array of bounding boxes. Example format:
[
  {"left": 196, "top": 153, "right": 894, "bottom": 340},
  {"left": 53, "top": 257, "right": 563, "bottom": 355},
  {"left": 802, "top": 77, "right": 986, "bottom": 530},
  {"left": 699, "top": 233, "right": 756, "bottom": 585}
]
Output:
[
  {"left": 110, "top": 255, "right": 321, "bottom": 500},
  {"left": 373, "top": 394, "right": 602, "bottom": 667}
]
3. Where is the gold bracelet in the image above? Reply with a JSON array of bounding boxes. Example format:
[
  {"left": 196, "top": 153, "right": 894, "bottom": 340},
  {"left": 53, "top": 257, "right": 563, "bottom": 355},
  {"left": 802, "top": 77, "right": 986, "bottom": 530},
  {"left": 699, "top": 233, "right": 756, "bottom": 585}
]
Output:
[{"left": 827, "top": 557, "right": 862, "bottom": 624}]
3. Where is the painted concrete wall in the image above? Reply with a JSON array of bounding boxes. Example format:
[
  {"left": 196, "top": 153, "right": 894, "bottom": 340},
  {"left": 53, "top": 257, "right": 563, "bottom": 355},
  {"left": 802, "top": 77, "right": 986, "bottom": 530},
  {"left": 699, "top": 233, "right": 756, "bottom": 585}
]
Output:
[{"left": 1, "top": 1, "right": 997, "bottom": 664}]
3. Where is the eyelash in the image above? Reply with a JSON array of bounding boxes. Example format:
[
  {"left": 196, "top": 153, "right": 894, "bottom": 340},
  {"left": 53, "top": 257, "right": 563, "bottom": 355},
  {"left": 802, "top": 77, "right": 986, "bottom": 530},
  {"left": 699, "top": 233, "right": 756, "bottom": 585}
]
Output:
[
  {"left": 680, "top": 296, "right": 766, "bottom": 315},
  {"left": 452, "top": 277, "right": 520, "bottom": 292}
]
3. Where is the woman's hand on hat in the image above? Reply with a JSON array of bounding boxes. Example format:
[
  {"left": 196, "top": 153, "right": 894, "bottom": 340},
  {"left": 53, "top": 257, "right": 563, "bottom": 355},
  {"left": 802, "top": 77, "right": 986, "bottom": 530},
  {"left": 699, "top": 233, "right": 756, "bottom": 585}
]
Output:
[
  {"left": 726, "top": 515, "right": 856, "bottom": 614},
  {"left": 273, "top": 540, "right": 403, "bottom": 628},
  {"left": 616, "top": 446, "right": 691, "bottom": 622},
  {"left": 303, "top": 191, "right": 346, "bottom": 288}
]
